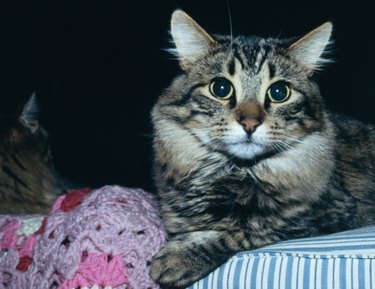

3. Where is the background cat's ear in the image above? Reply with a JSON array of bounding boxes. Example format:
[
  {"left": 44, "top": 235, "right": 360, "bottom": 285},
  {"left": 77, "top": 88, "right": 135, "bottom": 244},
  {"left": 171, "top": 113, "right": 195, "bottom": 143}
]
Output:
[
  {"left": 19, "top": 92, "right": 40, "bottom": 133},
  {"left": 287, "top": 22, "right": 333, "bottom": 73},
  {"left": 169, "top": 10, "right": 216, "bottom": 70}
]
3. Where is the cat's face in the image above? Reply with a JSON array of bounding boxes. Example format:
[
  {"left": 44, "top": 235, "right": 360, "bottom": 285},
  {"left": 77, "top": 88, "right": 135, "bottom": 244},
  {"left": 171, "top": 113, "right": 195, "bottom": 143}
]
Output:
[{"left": 153, "top": 10, "right": 332, "bottom": 162}]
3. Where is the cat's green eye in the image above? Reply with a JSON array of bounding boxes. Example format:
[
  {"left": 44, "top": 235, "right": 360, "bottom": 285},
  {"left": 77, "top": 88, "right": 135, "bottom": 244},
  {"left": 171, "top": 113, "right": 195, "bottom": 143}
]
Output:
[
  {"left": 267, "top": 82, "right": 291, "bottom": 103},
  {"left": 209, "top": 78, "right": 234, "bottom": 100}
]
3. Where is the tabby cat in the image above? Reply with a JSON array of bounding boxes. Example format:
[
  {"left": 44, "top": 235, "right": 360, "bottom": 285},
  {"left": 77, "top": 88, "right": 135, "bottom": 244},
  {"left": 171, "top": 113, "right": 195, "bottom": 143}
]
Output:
[
  {"left": 0, "top": 94, "right": 71, "bottom": 214},
  {"left": 150, "top": 10, "right": 375, "bottom": 288}
]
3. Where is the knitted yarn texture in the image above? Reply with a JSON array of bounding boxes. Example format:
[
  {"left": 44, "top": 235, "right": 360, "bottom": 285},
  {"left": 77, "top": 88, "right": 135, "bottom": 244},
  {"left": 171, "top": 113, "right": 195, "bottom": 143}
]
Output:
[{"left": 0, "top": 186, "right": 167, "bottom": 289}]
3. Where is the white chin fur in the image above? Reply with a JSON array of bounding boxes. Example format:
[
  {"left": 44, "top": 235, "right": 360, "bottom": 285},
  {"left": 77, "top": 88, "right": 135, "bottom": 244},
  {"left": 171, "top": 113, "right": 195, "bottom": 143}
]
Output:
[
  {"left": 227, "top": 142, "right": 265, "bottom": 159},
  {"left": 223, "top": 123, "right": 268, "bottom": 159}
]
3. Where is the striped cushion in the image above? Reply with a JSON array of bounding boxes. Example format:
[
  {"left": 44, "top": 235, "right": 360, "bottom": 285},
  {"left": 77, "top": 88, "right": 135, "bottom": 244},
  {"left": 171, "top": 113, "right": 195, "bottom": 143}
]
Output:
[{"left": 188, "top": 226, "right": 375, "bottom": 289}]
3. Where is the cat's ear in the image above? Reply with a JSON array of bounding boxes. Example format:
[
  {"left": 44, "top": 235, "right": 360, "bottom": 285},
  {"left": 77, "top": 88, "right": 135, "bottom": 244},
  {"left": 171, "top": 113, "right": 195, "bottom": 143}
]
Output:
[
  {"left": 19, "top": 92, "right": 40, "bottom": 133},
  {"left": 169, "top": 10, "right": 216, "bottom": 70},
  {"left": 288, "top": 22, "right": 333, "bottom": 73}
]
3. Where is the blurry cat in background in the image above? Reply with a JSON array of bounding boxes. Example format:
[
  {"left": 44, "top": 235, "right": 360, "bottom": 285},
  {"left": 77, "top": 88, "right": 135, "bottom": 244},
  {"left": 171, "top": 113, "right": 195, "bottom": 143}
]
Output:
[
  {"left": 150, "top": 10, "right": 375, "bottom": 288},
  {"left": 0, "top": 93, "right": 71, "bottom": 214}
]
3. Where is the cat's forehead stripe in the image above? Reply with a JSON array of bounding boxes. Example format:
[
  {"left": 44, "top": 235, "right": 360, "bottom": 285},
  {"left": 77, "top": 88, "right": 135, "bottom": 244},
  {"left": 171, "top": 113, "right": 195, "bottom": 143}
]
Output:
[
  {"left": 254, "top": 45, "right": 271, "bottom": 75},
  {"left": 232, "top": 44, "right": 245, "bottom": 70},
  {"left": 232, "top": 39, "right": 272, "bottom": 76},
  {"left": 268, "top": 63, "right": 276, "bottom": 79},
  {"left": 227, "top": 58, "right": 236, "bottom": 76}
]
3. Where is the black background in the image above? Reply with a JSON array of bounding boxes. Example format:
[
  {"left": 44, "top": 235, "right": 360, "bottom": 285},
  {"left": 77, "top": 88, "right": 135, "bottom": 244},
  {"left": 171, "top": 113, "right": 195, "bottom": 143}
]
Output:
[{"left": 1, "top": 0, "right": 374, "bottom": 192}]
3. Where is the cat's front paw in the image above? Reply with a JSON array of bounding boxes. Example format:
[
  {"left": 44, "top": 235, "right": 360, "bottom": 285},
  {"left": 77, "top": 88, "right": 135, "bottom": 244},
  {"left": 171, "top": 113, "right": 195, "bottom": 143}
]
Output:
[{"left": 150, "top": 242, "right": 205, "bottom": 289}]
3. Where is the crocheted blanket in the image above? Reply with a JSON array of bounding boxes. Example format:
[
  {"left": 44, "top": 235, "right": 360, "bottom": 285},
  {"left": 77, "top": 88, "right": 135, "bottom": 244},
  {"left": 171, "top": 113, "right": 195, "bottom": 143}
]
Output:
[{"left": 0, "top": 186, "right": 167, "bottom": 289}]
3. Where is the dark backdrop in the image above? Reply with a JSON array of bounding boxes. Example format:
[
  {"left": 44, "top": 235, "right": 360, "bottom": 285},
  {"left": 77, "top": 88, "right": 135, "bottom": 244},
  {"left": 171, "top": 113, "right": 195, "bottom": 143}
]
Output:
[{"left": 1, "top": 0, "right": 374, "bottom": 191}]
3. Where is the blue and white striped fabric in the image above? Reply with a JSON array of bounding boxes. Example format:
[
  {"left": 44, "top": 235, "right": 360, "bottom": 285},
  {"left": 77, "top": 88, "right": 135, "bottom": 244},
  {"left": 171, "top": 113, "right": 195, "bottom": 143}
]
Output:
[{"left": 188, "top": 226, "right": 375, "bottom": 289}]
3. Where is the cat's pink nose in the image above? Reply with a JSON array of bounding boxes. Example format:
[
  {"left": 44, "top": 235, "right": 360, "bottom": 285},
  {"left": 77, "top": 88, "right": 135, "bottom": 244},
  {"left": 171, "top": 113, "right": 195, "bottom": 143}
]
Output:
[{"left": 239, "top": 117, "right": 261, "bottom": 133}]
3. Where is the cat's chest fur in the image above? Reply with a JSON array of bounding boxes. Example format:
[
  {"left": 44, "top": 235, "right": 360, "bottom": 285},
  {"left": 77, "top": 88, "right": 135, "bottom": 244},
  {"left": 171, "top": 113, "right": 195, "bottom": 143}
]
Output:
[{"left": 154, "top": 116, "right": 363, "bottom": 248}]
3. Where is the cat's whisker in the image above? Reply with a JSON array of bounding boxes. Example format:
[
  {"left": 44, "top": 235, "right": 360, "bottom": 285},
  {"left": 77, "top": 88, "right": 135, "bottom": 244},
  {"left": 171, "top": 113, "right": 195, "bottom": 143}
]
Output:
[
  {"left": 282, "top": 135, "right": 304, "bottom": 144},
  {"left": 135, "top": 131, "right": 154, "bottom": 138},
  {"left": 275, "top": 22, "right": 287, "bottom": 42},
  {"left": 271, "top": 143, "right": 283, "bottom": 154},
  {"left": 273, "top": 141, "right": 293, "bottom": 151},
  {"left": 226, "top": 0, "right": 234, "bottom": 53}
]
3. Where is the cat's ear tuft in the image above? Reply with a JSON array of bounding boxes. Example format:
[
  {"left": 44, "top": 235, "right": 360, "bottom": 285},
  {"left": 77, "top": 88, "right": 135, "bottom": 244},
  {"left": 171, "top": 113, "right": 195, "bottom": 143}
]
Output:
[
  {"left": 288, "top": 22, "right": 333, "bottom": 73},
  {"left": 20, "top": 92, "right": 40, "bottom": 133},
  {"left": 168, "top": 10, "right": 216, "bottom": 70}
]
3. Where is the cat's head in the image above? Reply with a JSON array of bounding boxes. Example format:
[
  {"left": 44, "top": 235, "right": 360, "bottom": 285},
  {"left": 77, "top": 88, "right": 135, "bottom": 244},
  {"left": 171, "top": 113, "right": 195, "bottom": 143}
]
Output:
[
  {"left": 1, "top": 93, "right": 51, "bottom": 163},
  {"left": 153, "top": 10, "right": 333, "bottom": 163},
  {"left": 0, "top": 93, "right": 71, "bottom": 213}
]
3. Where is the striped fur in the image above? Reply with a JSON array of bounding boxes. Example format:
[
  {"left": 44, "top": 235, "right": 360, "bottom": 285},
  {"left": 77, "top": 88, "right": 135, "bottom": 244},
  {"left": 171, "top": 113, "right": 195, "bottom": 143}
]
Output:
[
  {"left": 0, "top": 95, "right": 72, "bottom": 214},
  {"left": 150, "top": 10, "right": 375, "bottom": 288}
]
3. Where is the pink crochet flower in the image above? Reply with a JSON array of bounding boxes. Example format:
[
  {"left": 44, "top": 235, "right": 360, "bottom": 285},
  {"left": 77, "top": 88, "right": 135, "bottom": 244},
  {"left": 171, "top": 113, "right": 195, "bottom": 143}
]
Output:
[
  {"left": 0, "top": 186, "right": 167, "bottom": 289},
  {"left": 60, "top": 253, "right": 128, "bottom": 289},
  {"left": 19, "top": 234, "right": 38, "bottom": 258},
  {"left": 0, "top": 219, "right": 20, "bottom": 250}
]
